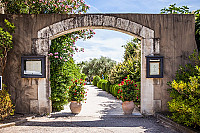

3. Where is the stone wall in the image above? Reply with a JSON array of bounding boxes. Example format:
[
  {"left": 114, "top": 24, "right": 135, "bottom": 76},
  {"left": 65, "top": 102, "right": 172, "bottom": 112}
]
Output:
[{"left": 0, "top": 14, "right": 196, "bottom": 115}]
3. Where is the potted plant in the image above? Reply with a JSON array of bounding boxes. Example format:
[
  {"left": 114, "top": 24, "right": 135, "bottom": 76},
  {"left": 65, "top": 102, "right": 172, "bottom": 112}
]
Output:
[
  {"left": 69, "top": 78, "right": 87, "bottom": 114},
  {"left": 117, "top": 76, "right": 138, "bottom": 115}
]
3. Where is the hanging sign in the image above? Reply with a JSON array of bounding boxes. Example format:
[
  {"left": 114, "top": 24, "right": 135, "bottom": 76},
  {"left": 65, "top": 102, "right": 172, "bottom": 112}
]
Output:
[{"left": 146, "top": 56, "right": 164, "bottom": 78}]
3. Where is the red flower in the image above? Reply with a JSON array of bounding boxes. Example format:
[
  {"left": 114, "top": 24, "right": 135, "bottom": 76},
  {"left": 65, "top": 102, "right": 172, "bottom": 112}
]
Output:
[
  {"left": 75, "top": 90, "right": 76, "bottom": 92},
  {"left": 80, "top": 82, "right": 82, "bottom": 84},
  {"left": 84, "top": 83, "right": 86, "bottom": 85},
  {"left": 74, "top": 93, "right": 77, "bottom": 95},
  {"left": 80, "top": 79, "right": 82, "bottom": 81},
  {"left": 123, "top": 79, "right": 125, "bottom": 81},
  {"left": 75, "top": 80, "right": 78, "bottom": 82},
  {"left": 135, "top": 84, "right": 137, "bottom": 87},
  {"left": 125, "top": 77, "right": 127, "bottom": 79}
]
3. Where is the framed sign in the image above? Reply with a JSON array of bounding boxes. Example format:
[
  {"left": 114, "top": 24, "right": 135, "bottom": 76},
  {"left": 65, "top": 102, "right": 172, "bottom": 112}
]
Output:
[
  {"left": 146, "top": 56, "right": 164, "bottom": 78},
  {"left": 21, "top": 56, "right": 46, "bottom": 78},
  {"left": 0, "top": 76, "right": 2, "bottom": 90}
]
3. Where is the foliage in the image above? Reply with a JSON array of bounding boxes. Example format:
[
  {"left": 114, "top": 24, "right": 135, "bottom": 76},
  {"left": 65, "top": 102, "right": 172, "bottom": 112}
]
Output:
[
  {"left": 161, "top": 3, "right": 200, "bottom": 51},
  {"left": 0, "top": 19, "right": 15, "bottom": 78},
  {"left": 68, "top": 78, "right": 87, "bottom": 103},
  {"left": 168, "top": 51, "right": 200, "bottom": 127},
  {"left": 105, "top": 80, "right": 110, "bottom": 92},
  {"left": 117, "top": 76, "right": 139, "bottom": 102},
  {"left": 80, "top": 56, "right": 116, "bottom": 80},
  {"left": 161, "top": 3, "right": 191, "bottom": 14},
  {"left": 195, "top": 10, "right": 200, "bottom": 51},
  {"left": 1, "top": 0, "right": 90, "bottom": 14},
  {"left": 109, "top": 38, "right": 141, "bottom": 84},
  {"left": 97, "top": 79, "right": 103, "bottom": 89},
  {"left": 0, "top": 84, "right": 14, "bottom": 120},
  {"left": 93, "top": 75, "right": 101, "bottom": 86},
  {"left": 49, "top": 30, "right": 94, "bottom": 111},
  {"left": 96, "top": 79, "right": 107, "bottom": 90}
]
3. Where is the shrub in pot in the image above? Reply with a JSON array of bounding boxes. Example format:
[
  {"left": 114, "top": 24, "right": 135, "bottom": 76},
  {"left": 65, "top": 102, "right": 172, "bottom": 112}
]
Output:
[
  {"left": 68, "top": 79, "right": 87, "bottom": 114},
  {"left": 117, "top": 77, "right": 138, "bottom": 115}
]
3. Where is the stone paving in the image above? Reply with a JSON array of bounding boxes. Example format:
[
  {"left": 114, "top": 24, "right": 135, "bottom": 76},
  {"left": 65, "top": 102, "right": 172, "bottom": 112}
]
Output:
[{"left": 0, "top": 85, "right": 178, "bottom": 133}]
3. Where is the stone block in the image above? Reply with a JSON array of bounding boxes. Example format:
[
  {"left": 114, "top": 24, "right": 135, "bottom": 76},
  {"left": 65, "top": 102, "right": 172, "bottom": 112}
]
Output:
[
  {"left": 49, "top": 21, "right": 64, "bottom": 36},
  {"left": 103, "top": 16, "right": 116, "bottom": 27},
  {"left": 25, "top": 84, "right": 38, "bottom": 100},
  {"left": 90, "top": 15, "right": 103, "bottom": 26},
  {"left": 127, "top": 21, "right": 143, "bottom": 36},
  {"left": 142, "top": 39, "right": 154, "bottom": 56},
  {"left": 153, "top": 100, "right": 161, "bottom": 112},
  {"left": 140, "top": 26, "right": 154, "bottom": 39},
  {"left": 38, "top": 26, "right": 52, "bottom": 39},
  {"left": 34, "top": 38, "right": 49, "bottom": 55},
  {"left": 62, "top": 18, "right": 74, "bottom": 31},
  {"left": 116, "top": 18, "right": 130, "bottom": 31},
  {"left": 30, "top": 100, "right": 39, "bottom": 114}
]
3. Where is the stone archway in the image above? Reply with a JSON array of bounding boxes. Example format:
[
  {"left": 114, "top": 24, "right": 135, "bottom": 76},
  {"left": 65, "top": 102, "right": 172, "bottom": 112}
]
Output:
[
  {"left": 1, "top": 13, "right": 195, "bottom": 115},
  {"left": 34, "top": 15, "right": 159, "bottom": 115}
]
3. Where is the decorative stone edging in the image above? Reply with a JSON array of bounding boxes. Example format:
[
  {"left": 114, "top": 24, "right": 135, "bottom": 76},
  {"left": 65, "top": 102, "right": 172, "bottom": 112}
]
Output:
[
  {"left": 154, "top": 113, "right": 199, "bottom": 133},
  {"left": 0, "top": 115, "right": 35, "bottom": 129}
]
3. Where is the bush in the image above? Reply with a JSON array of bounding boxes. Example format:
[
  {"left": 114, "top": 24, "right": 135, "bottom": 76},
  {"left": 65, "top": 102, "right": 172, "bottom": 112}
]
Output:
[
  {"left": 93, "top": 76, "right": 101, "bottom": 86},
  {"left": 168, "top": 51, "right": 200, "bottom": 127},
  {"left": 105, "top": 81, "right": 110, "bottom": 92},
  {"left": 0, "top": 84, "right": 14, "bottom": 120},
  {"left": 97, "top": 79, "right": 103, "bottom": 89},
  {"left": 101, "top": 80, "right": 108, "bottom": 91}
]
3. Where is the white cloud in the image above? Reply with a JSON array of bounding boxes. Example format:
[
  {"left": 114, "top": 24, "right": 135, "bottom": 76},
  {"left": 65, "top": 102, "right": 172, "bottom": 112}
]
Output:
[{"left": 73, "top": 30, "right": 133, "bottom": 63}]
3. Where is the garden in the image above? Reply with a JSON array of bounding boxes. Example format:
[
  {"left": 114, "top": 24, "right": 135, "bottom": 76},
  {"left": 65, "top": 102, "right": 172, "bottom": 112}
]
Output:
[{"left": 0, "top": 0, "right": 200, "bottom": 131}]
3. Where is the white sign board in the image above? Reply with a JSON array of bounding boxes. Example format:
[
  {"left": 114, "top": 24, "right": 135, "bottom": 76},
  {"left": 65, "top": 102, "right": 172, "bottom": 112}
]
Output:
[
  {"left": 150, "top": 62, "right": 160, "bottom": 75},
  {"left": 24, "top": 61, "right": 42, "bottom": 75}
]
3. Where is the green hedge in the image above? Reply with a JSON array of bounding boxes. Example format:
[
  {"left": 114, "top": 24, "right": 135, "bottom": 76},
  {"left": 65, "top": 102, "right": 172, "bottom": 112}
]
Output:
[
  {"left": 93, "top": 76, "right": 101, "bottom": 86},
  {"left": 101, "top": 80, "right": 108, "bottom": 91},
  {"left": 105, "top": 81, "right": 110, "bottom": 92},
  {"left": 109, "top": 84, "right": 119, "bottom": 97}
]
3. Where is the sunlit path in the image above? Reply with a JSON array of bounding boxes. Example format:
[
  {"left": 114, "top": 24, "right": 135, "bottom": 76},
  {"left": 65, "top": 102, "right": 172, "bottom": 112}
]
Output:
[
  {"left": 0, "top": 86, "right": 178, "bottom": 133},
  {"left": 61, "top": 85, "right": 141, "bottom": 117}
]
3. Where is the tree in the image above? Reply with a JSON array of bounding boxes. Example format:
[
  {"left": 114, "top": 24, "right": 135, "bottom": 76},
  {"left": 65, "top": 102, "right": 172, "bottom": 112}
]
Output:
[
  {"left": 109, "top": 38, "right": 141, "bottom": 84},
  {"left": 80, "top": 57, "right": 116, "bottom": 80},
  {"left": 0, "top": 0, "right": 89, "bottom": 14},
  {"left": 161, "top": 3, "right": 200, "bottom": 51},
  {"left": 0, "top": 19, "right": 15, "bottom": 79}
]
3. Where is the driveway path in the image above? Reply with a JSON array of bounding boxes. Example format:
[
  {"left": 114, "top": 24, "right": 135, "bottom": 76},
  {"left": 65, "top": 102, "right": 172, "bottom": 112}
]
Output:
[{"left": 0, "top": 85, "right": 178, "bottom": 133}]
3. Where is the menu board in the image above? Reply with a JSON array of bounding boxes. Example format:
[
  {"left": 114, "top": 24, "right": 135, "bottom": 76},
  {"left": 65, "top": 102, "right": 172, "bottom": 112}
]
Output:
[
  {"left": 150, "top": 62, "right": 160, "bottom": 75},
  {"left": 24, "top": 60, "right": 42, "bottom": 75}
]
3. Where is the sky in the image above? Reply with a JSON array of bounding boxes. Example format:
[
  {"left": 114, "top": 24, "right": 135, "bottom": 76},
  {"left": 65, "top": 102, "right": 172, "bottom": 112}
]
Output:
[{"left": 73, "top": 0, "right": 200, "bottom": 63}]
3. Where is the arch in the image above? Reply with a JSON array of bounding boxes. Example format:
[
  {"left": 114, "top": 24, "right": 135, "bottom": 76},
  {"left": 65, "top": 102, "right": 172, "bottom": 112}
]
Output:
[{"left": 34, "top": 14, "right": 160, "bottom": 115}]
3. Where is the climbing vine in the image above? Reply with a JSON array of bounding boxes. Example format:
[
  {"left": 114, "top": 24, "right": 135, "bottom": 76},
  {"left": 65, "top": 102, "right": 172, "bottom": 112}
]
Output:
[{"left": 50, "top": 30, "right": 95, "bottom": 111}]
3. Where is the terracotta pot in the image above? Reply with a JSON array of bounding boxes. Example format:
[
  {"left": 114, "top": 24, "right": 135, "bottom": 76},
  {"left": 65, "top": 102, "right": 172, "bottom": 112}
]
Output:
[
  {"left": 70, "top": 101, "right": 82, "bottom": 114},
  {"left": 122, "top": 101, "right": 135, "bottom": 115}
]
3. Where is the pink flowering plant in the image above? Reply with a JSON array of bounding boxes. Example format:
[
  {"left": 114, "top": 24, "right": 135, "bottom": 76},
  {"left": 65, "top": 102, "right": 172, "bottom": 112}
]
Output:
[
  {"left": 69, "top": 79, "right": 87, "bottom": 103},
  {"left": 117, "top": 76, "right": 140, "bottom": 102},
  {"left": 1, "top": 0, "right": 90, "bottom": 14}
]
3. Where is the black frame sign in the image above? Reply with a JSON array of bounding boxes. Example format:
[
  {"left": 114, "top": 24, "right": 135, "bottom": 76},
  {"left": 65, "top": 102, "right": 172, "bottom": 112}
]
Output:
[
  {"left": 21, "top": 56, "right": 46, "bottom": 78},
  {"left": 146, "top": 56, "right": 163, "bottom": 78},
  {"left": 0, "top": 76, "right": 2, "bottom": 90}
]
